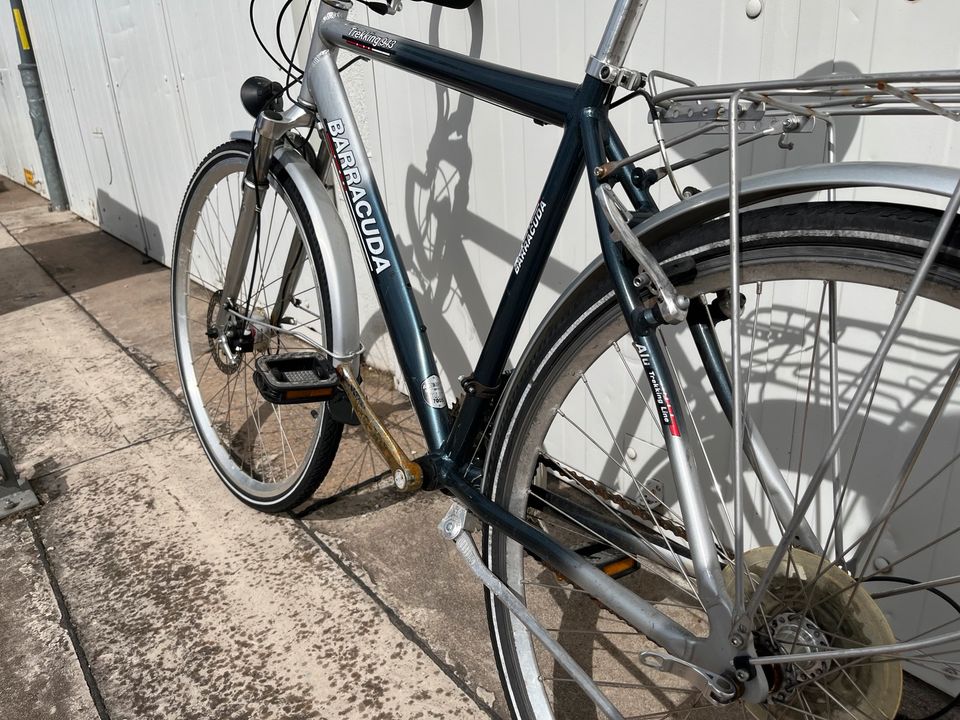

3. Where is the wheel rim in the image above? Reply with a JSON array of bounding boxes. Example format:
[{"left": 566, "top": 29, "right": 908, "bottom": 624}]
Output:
[
  {"left": 490, "top": 235, "right": 960, "bottom": 719},
  {"left": 173, "top": 151, "right": 328, "bottom": 503}
]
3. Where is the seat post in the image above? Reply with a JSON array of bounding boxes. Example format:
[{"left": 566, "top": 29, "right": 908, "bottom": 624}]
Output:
[{"left": 588, "top": 0, "right": 649, "bottom": 80}]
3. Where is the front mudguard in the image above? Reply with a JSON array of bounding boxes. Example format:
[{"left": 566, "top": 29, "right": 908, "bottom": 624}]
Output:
[
  {"left": 227, "top": 130, "right": 360, "bottom": 368},
  {"left": 273, "top": 144, "right": 360, "bottom": 367}
]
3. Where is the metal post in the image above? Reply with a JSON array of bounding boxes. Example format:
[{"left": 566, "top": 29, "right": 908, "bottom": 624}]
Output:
[
  {"left": 9, "top": 0, "right": 68, "bottom": 210},
  {"left": 0, "top": 428, "right": 38, "bottom": 520}
]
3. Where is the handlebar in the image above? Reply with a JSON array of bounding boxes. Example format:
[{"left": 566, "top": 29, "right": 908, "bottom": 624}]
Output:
[
  {"left": 411, "top": 0, "right": 475, "bottom": 8},
  {"left": 365, "top": 0, "right": 474, "bottom": 15}
]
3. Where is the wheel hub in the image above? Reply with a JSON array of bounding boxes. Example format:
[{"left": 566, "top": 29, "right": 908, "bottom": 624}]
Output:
[
  {"left": 206, "top": 291, "right": 276, "bottom": 373},
  {"left": 769, "top": 612, "right": 831, "bottom": 681},
  {"left": 725, "top": 547, "right": 903, "bottom": 719},
  {"left": 206, "top": 290, "right": 242, "bottom": 374}
]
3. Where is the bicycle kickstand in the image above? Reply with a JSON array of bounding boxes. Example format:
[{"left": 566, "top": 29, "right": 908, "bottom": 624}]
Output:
[{"left": 438, "top": 503, "right": 626, "bottom": 720}]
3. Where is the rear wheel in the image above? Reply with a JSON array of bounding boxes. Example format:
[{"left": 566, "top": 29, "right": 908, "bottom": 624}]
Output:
[
  {"left": 486, "top": 202, "right": 960, "bottom": 719},
  {"left": 172, "top": 140, "right": 342, "bottom": 512}
]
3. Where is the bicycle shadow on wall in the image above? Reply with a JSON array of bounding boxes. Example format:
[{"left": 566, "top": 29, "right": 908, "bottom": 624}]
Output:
[
  {"left": 541, "top": 298, "right": 960, "bottom": 718},
  {"left": 395, "top": 2, "right": 579, "bottom": 386}
]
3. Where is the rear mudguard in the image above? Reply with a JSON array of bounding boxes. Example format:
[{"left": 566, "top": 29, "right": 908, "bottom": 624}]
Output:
[
  {"left": 635, "top": 161, "right": 960, "bottom": 248},
  {"left": 485, "top": 160, "right": 960, "bottom": 474}
]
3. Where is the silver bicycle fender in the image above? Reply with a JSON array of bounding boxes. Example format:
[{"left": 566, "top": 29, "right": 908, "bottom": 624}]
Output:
[
  {"left": 636, "top": 160, "right": 960, "bottom": 248},
  {"left": 274, "top": 144, "right": 361, "bottom": 366}
]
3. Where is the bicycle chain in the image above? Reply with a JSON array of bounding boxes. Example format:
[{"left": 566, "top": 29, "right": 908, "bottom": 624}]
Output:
[{"left": 537, "top": 453, "right": 690, "bottom": 542}]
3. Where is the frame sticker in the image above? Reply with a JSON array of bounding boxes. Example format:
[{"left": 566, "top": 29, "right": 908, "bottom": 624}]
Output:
[
  {"left": 343, "top": 26, "right": 397, "bottom": 56},
  {"left": 514, "top": 199, "right": 547, "bottom": 274},
  {"left": 636, "top": 344, "right": 681, "bottom": 437},
  {"left": 421, "top": 375, "right": 446, "bottom": 409}
]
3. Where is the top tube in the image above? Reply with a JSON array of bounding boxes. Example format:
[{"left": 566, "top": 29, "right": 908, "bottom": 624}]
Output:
[
  {"left": 317, "top": 15, "right": 579, "bottom": 126},
  {"left": 302, "top": 0, "right": 649, "bottom": 120}
]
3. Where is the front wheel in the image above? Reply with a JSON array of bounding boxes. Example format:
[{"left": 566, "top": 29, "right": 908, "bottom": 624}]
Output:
[
  {"left": 171, "top": 140, "right": 342, "bottom": 512},
  {"left": 486, "top": 202, "right": 960, "bottom": 719}
]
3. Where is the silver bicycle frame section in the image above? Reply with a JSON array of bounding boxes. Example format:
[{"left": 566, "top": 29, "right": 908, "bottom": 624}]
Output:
[
  {"left": 633, "top": 332, "right": 736, "bottom": 640},
  {"left": 588, "top": 0, "right": 650, "bottom": 76},
  {"left": 218, "top": 108, "right": 303, "bottom": 327}
]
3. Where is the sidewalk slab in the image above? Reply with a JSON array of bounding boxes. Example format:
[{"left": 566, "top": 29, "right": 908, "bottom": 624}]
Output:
[
  {"left": 298, "top": 376, "right": 504, "bottom": 711},
  {"left": 0, "top": 226, "right": 186, "bottom": 473},
  {"left": 34, "top": 430, "right": 483, "bottom": 719},
  {"left": 0, "top": 179, "right": 54, "bottom": 213},
  {"left": 0, "top": 517, "right": 98, "bottom": 720},
  {"left": 0, "top": 186, "right": 172, "bottom": 386}
]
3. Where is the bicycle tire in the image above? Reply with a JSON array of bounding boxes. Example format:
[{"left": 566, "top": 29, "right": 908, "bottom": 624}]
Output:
[
  {"left": 485, "top": 201, "right": 960, "bottom": 719},
  {"left": 172, "top": 140, "right": 342, "bottom": 512}
]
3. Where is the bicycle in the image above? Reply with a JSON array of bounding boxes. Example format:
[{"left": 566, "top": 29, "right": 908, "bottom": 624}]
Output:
[{"left": 170, "top": 0, "right": 960, "bottom": 717}]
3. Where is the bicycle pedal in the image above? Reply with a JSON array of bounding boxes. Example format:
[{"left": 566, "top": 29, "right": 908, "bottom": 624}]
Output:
[
  {"left": 253, "top": 352, "right": 339, "bottom": 404},
  {"left": 550, "top": 544, "right": 639, "bottom": 585},
  {"left": 577, "top": 543, "right": 639, "bottom": 579}
]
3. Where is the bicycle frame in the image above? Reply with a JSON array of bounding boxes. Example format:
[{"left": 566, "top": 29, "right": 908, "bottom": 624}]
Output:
[
  {"left": 317, "top": 0, "right": 748, "bottom": 675},
  {"left": 222, "top": 0, "right": 750, "bottom": 686}
]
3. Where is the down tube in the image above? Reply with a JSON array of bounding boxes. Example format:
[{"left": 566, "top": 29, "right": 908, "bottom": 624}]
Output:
[
  {"left": 306, "top": 49, "right": 450, "bottom": 449},
  {"left": 581, "top": 112, "right": 735, "bottom": 641}
]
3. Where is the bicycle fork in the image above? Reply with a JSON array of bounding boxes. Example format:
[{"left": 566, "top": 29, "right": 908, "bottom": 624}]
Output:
[{"left": 215, "top": 107, "right": 314, "bottom": 340}]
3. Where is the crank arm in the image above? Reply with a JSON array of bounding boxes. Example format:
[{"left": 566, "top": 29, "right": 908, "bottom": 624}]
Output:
[
  {"left": 336, "top": 364, "right": 423, "bottom": 492},
  {"left": 595, "top": 184, "right": 689, "bottom": 323},
  {"left": 438, "top": 503, "right": 626, "bottom": 720}
]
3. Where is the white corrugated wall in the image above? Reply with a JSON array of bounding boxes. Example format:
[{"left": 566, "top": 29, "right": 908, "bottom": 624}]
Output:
[
  {"left": 4, "top": 0, "right": 959, "bottom": 384},
  {"left": 0, "top": 4, "right": 45, "bottom": 193}
]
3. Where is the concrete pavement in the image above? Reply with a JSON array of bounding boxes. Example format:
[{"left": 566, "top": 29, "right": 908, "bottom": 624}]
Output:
[{"left": 0, "top": 178, "right": 501, "bottom": 719}]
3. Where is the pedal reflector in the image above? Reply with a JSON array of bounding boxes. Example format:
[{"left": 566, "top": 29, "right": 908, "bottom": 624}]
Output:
[{"left": 600, "top": 556, "right": 638, "bottom": 578}]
